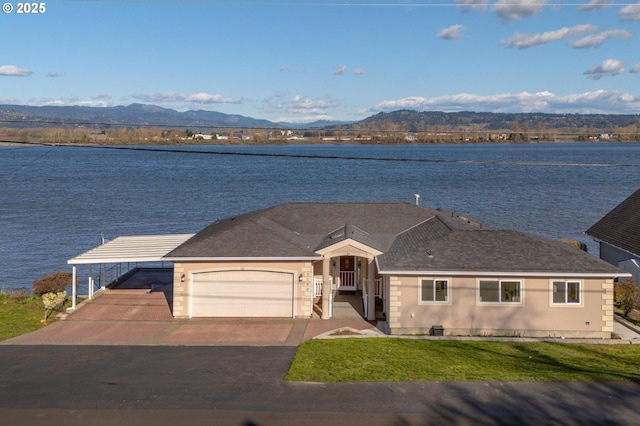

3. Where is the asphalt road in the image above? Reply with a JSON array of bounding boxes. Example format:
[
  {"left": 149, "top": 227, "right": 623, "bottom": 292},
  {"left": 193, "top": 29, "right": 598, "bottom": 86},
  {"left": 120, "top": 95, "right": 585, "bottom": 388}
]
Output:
[{"left": 1, "top": 345, "right": 639, "bottom": 425}]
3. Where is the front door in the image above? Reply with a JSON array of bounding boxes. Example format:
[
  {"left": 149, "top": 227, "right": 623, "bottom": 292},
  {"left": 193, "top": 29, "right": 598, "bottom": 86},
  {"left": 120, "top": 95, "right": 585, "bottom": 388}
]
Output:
[{"left": 339, "top": 256, "right": 356, "bottom": 290}]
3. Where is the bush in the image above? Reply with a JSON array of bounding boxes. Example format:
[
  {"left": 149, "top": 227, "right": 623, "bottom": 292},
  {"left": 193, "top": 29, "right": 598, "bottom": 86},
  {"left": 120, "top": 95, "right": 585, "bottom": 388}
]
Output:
[
  {"left": 42, "top": 290, "right": 67, "bottom": 323},
  {"left": 32, "top": 271, "right": 72, "bottom": 296},
  {"left": 561, "top": 239, "right": 588, "bottom": 252},
  {"left": 614, "top": 279, "right": 639, "bottom": 318},
  {"left": 10, "top": 288, "right": 27, "bottom": 301}
]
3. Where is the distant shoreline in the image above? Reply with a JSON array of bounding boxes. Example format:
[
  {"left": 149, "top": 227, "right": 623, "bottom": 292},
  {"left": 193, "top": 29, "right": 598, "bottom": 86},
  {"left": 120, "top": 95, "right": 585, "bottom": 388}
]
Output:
[{"left": 2, "top": 139, "right": 637, "bottom": 148}]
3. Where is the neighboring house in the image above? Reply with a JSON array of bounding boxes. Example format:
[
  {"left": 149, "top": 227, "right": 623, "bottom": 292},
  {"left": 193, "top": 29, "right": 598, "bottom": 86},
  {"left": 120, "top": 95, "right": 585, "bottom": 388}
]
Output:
[
  {"left": 586, "top": 187, "right": 640, "bottom": 285},
  {"left": 193, "top": 133, "right": 213, "bottom": 140},
  {"left": 163, "top": 202, "right": 626, "bottom": 338}
]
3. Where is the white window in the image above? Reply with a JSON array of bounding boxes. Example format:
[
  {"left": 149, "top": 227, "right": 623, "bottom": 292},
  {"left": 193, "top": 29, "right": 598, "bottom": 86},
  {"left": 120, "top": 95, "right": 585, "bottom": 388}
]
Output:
[
  {"left": 552, "top": 281, "right": 581, "bottom": 305},
  {"left": 478, "top": 279, "right": 522, "bottom": 304},
  {"left": 420, "top": 278, "right": 449, "bottom": 303}
]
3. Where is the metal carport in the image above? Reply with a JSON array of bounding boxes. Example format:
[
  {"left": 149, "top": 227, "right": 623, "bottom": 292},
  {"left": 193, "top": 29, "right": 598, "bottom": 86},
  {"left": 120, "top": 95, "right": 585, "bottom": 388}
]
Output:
[{"left": 67, "top": 234, "right": 194, "bottom": 310}]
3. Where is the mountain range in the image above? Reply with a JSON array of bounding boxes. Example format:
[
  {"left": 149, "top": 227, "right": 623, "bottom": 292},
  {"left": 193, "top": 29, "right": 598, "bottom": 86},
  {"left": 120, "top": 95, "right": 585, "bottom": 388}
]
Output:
[{"left": 1, "top": 103, "right": 639, "bottom": 132}]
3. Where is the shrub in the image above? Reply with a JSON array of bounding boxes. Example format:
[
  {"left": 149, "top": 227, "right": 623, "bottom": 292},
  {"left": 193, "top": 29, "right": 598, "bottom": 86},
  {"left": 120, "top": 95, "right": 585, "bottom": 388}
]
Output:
[
  {"left": 42, "top": 290, "right": 67, "bottom": 323},
  {"left": 32, "top": 271, "right": 72, "bottom": 296},
  {"left": 614, "top": 279, "right": 639, "bottom": 318},
  {"left": 10, "top": 288, "right": 27, "bottom": 301},
  {"left": 561, "top": 239, "right": 588, "bottom": 252}
]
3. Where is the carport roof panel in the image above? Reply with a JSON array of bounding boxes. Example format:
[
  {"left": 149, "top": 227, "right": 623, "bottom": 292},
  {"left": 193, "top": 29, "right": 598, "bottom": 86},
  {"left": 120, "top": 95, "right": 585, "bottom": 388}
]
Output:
[{"left": 68, "top": 234, "right": 195, "bottom": 265}]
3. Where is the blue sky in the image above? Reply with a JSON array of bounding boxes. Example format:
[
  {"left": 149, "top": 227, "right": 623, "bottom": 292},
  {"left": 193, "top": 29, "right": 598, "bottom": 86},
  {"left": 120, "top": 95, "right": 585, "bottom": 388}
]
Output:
[{"left": 1, "top": 1, "right": 639, "bottom": 122}]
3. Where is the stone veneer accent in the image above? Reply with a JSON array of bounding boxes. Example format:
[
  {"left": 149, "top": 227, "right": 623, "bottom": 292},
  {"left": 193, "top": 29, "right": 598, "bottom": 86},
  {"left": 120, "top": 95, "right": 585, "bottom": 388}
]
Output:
[
  {"left": 388, "top": 276, "right": 402, "bottom": 330},
  {"left": 602, "top": 279, "right": 614, "bottom": 334},
  {"left": 172, "top": 264, "right": 187, "bottom": 318},
  {"left": 299, "top": 262, "right": 313, "bottom": 318}
]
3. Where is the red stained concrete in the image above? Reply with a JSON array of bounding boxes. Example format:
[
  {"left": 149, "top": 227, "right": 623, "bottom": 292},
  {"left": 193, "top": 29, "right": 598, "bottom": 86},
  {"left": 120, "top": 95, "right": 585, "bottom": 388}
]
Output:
[{"left": 3, "top": 288, "right": 381, "bottom": 346}]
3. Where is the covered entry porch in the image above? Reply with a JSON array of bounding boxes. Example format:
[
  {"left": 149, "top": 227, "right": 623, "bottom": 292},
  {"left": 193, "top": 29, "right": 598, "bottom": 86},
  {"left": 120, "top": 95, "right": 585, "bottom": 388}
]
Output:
[{"left": 311, "top": 239, "right": 385, "bottom": 321}]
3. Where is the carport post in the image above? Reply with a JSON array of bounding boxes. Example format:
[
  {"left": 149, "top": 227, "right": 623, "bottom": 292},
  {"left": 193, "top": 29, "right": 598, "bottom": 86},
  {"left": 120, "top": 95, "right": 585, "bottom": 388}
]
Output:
[
  {"left": 71, "top": 265, "right": 77, "bottom": 310},
  {"left": 367, "top": 259, "right": 376, "bottom": 321},
  {"left": 321, "top": 257, "right": 331, "bottom": 319}
]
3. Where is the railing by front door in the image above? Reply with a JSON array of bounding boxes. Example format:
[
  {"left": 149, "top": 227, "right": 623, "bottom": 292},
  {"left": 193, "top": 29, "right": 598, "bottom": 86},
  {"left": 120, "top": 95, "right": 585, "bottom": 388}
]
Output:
[
  {"left": 339, "top": 271, "right": 355, "bottom": 290},
  {"left": 374, "top": 278, "right": 383, "bottom": 298},
  {"left": 314, "top": 273, "right": 358, "bottom": 296},
  {"left": 313, "top": 276, "right": 334, "bottom": 297}
]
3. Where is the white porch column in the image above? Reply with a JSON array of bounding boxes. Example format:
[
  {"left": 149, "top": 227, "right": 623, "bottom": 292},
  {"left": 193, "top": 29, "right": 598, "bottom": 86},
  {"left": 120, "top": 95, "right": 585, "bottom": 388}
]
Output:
[
  {"left": 322, "top": 257, "right": 331, "bottom": 320},
  {"left": 367, "top": 259, "right": 376, "bottom": 321},
  {"left": 71, "top": 265, "right": 77, "bottom": 310}
]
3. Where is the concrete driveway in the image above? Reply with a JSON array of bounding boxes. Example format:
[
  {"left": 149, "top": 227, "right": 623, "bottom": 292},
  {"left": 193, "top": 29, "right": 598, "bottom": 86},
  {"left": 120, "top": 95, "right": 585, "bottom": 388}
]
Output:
[{"left": 1, "top": 288, "right": 381, "bottom": 346}]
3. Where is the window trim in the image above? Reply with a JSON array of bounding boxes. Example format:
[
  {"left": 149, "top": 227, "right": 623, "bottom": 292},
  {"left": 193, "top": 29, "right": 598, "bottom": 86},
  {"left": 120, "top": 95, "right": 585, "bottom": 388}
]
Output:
[
  {"left": 477, "top": 279, "right": 524, "bottom": 305},
  {"left": 419, "top": 277, "right": 451, "bottom": 305},
  {"left": 550, "top": 280, "right": 583, "bottom": 307}
]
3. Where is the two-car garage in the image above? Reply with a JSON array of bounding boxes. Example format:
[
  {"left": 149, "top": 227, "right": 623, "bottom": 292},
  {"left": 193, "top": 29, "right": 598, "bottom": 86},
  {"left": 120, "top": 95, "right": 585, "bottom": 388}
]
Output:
[{"left": 190, "top": 270, "right": 295, "bottom": 318}]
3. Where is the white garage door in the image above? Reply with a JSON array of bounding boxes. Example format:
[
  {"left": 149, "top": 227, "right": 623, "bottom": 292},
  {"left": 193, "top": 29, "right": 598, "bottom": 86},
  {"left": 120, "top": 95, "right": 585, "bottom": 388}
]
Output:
[{"left": 191, "top": 270, "right": 294, "bottom": 317}]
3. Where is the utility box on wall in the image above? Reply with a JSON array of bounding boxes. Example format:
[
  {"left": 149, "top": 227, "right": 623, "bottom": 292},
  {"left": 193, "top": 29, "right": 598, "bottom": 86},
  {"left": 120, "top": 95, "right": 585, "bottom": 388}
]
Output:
[{"left": 431, "top": 325, "right": 444, "bottom": 336}]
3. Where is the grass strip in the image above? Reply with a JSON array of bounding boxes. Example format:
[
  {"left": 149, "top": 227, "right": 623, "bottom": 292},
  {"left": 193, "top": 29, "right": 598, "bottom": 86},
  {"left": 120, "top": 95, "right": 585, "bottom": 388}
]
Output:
[
  {"left": 0, "top": 293, "right": 47, "bottom": 340},
  {"left": 285, "top": 338, "right": 640, "bottom": 382}
]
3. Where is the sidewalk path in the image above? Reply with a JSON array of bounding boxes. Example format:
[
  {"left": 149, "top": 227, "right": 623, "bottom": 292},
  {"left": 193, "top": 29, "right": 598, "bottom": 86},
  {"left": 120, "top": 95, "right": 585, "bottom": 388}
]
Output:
[{"left": 614, "top": 315, "right": 640, "bottom": 341}]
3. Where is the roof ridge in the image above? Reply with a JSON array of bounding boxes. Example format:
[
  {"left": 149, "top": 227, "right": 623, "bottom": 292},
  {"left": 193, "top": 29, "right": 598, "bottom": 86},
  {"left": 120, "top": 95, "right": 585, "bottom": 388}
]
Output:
[
  {"left": 254, "top": 216, "right": 313, "bottom": 253},
  {"left": 397, "top": 215, "right": 448, "bottom": 236}
]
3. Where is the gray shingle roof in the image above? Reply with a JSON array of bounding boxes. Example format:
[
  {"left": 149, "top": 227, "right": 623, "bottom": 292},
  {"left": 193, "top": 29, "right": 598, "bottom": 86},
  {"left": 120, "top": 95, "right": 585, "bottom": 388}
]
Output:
[
  {"left": 586, "top": 187, "right": 640, "bottom": 257},
  {"left": 165, "top": 202, "right": 624, "bottom": 276},
  {"left": 165, "top": 202, "right": 480, "bottom": 258},
  {"left": 378, "top": 229, "right": 623, "bottom": 275}
]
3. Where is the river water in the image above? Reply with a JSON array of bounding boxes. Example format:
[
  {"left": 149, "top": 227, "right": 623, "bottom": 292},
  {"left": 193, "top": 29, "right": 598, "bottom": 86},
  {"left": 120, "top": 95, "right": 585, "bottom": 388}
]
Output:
[{"left": 1, "top": 142, "right": 639, "bottom": 292}]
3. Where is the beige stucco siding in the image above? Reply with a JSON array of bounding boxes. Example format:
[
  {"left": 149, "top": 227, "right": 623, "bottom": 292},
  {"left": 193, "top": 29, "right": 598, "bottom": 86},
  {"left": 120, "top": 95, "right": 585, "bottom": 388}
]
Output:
[
  {"left": 388, "top": 275, "right": 612, "bottom": 338},
  {"left": 173, "top": 260, "right": 313, "bottom": 318}
]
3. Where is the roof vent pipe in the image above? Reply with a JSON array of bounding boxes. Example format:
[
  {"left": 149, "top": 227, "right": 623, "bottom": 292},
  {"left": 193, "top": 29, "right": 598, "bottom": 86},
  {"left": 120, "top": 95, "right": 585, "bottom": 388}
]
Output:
[{"left": 414, "top": 194, "right": 420, "bottom": 206}]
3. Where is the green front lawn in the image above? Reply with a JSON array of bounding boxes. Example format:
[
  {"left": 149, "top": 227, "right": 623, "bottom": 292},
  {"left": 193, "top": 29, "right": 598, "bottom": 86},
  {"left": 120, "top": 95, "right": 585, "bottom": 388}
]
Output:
[
  {"left": 0, "top": 292, "right": 78, "bottom": 341},
  {"left": 0, "top": 293, "right": 48, "bottom": 340},
  {"left": 285, "top": 338, "right": 640, "bottom": 382}
]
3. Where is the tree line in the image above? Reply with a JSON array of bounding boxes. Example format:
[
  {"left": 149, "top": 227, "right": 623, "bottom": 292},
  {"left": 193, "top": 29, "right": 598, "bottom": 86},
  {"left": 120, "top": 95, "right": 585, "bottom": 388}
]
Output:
[{"left": 1, "top": 122, "right": 640, "bottom": 145}]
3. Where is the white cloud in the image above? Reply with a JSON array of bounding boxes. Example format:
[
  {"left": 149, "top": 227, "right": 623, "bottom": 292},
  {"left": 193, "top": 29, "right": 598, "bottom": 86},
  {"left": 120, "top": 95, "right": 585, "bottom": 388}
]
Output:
[
  {"left": 287, "top": 95, "right": 339, "bottom": 114},
  {"left": 0, "top": 96, "right": 19, "bottom": 103},
  {"left": 630, "top": 63, "right": 640, "bottom": 73},
  {"left": 578, "top": 0, "right": 614, "bottom": 12},
  {"left": 279, "top": 65, "right": 292, "bottom": 72},
  {"left": 37, "top": 97, "right": 109, "bottom": 108},
  {"left": 501, "top": 25, "right": 597, "bottom": 49},
  {"left": 131, "top": 92, "right": 185, "bottom": 103},
  {"left": 47, "top": 71, "right": 63, "bottom": 78},
  {"left": 185, "top": 92, "right": 242, "bottom": 104},
  {"left": 41, "top": 99, "right": 70, "bottom": 106},
  {"left": 492, "top": 0, "right": 547, "bottom": 22},
  {"left": 75, "top": 100, "right": 110, "bottom": 107},
  {"left": 570, "top": 30, "right": 633, "bottom": 48},
  {"left": 583, "top": 59, "right": 626, "bottom": 79},
  {"left": 620, "top": 2, "right": 640, "bottom": 21},
  {"left": 455, "top": 0, "right": 489, "bottom": 8},
  {"left": 334, "top": 65, "right": 347, "bottom": 75},
  {"left": 437, "top": 24, "right": 466, "bottom": 40},
  {"left": 275, "top": 114, "right": 335, "bottom": 124},
  {"left": 353, "top": 68, "right": 365, "bottom": 75},
  {"left": 264, "top": 94, "right": 340, "bottom": 121},
  {"left": 0, "top": 65, "right": 32, "bottom": 77},
  {"left": 131, "top": 92, "right": 242, "bottom": 104},
  {"left": 372, "top": 90, "right": 640, "bottom": 114},
  {"left": 92, "top": 93, "right": 112, "bottom": 100}
]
